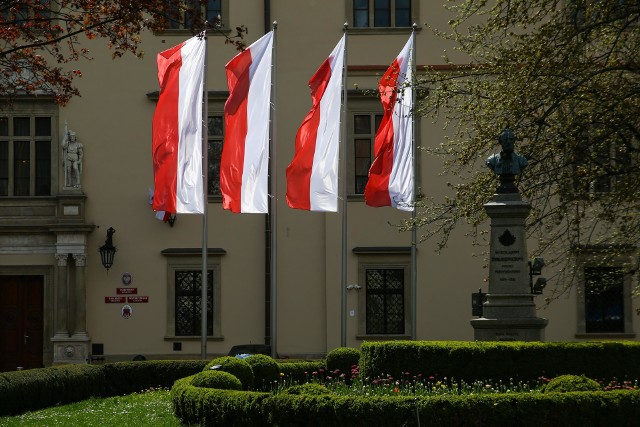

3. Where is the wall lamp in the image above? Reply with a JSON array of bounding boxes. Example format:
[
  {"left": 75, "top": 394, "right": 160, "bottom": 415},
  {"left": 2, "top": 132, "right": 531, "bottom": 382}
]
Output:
[{"left": 99, "top": 227, "right": 117, "bottom": 271}]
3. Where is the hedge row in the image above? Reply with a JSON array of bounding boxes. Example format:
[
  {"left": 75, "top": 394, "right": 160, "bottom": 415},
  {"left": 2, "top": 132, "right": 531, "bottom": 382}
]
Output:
[
  {"left": 0, "top": 360, "right": 208, "bottom": 416},
  {"left": 359, "top": 341, "right": 640, "bottom": 381},
  {"left": 171, "top": 377, "right": 640, "bottom": 427}
]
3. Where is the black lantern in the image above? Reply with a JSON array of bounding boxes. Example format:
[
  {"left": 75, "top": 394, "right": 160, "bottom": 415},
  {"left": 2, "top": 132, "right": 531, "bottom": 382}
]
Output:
[
  {"left": 528, "top": 257, "right": 545, "bottom": 294},
  {"left": 99, "top": 227, "right": 117, "bottom": 271}
]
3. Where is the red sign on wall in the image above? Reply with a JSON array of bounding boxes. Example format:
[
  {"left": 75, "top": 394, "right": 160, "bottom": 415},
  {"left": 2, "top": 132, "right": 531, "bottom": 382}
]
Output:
[
  {"left": 116, "top": 287, "right": 138, "bottom": 295},
  {"left": 127, "top": 296, "right": 149, "bottom": 303},
  {"left": 104, "top": 296, "right": 126, "bottom": 303}
]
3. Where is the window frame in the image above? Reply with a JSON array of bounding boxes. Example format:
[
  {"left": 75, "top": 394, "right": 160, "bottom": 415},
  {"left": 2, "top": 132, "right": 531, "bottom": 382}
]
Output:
[
  {"left": 347, "top": 0, "right": 419, "bottom": 32},
  {"left": 575, "top": 250, "right": 636, "bottom": 338},
  {"left": 161, "top": 0, "right": 230, "bottom": 34},
  {"left": 354, "top": 248, "right": 412, "bottom": 339},
  {"left": 0, "top": 99, "right": 58, "bottom": 197},
  {"left": 163, "top": 249, "right": 224, "bottom": 341},
  {"left": 346, "top": 90, "right": 420, "bottom": 199}
]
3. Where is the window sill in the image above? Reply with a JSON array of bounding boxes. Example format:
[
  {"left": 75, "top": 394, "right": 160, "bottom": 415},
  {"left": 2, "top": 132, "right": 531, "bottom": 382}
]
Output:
[
  {"left": 574, "top": 333, "right": 636, "bottom": 340},
  {"left": 164, "top": 335, "right": 224, "bottom": 341},
  {"left": 153, "top": 28, "right": 231, "bottom": 37},
  {"left": 355, "top": 334, "right": 411, "bottom": 341},
  {"left": 350, "top": 26, "right": 420, "bottom": 35}
]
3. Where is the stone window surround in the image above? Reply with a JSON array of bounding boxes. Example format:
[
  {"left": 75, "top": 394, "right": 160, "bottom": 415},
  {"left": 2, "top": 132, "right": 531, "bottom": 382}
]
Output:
[
  {"left": 352, "top": 246, "right": 412, "bottom": 340},
  {"left": 161, "top": 248, "right": 225, "bottom": 341}
]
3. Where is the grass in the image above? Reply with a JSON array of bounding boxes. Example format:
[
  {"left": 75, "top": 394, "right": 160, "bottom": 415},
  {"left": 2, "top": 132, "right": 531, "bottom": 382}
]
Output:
[{"left": 0, "top": 389, "right": 181, "bottom": 427}]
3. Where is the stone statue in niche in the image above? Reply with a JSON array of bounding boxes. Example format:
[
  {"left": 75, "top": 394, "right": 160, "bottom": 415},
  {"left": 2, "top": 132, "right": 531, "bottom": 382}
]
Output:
[{"left": 62, "top": 121, "right": 84, "bottom": 188}]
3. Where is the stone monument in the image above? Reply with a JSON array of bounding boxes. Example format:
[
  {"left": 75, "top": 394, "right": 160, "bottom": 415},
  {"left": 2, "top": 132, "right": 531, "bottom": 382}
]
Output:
[{"left": 470, "top": 129, "right": 548, "bottom": 341}]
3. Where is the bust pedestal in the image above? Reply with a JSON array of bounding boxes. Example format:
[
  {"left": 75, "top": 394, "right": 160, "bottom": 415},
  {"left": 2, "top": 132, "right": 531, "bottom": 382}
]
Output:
[{"left": 470, "top": 187, "right": 548, "bottom": 341}]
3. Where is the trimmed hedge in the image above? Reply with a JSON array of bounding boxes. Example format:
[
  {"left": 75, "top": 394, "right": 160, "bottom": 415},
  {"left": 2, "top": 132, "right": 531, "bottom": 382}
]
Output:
[
  {"left": 325, "top": 347, "right": 360, "bottom": 379},
  {"left": 245, "top": 354, "right": 280, "bottom": 390},
  {"left": 0, "top": 360, "right": 208, "bottom": 416},
  {"left": 171, "top": 379, "right": 640, "bottom": 427},
  {"left": 277, "top": 360, "right": 326, "bottom": 384},
  {"left": 0, "top": 364, "right": 105, "bottom": 416},
  {"left": 102, "top": 359, "right": 208, "bottom": 395},
  {"left": 359, "top": 341, "right": 640, "bottom": 382},
  {"left": 192, "top": 370, "right": 243, "bottom": 390},
  {"left": 543, "top": 374, "right": 602, "bottom": 393},
  {"left": 204, "top": 356, "right": 254, "bottom": 390},
  {"left": 171, "top": 377, "right": 270, "bottom": 426}
]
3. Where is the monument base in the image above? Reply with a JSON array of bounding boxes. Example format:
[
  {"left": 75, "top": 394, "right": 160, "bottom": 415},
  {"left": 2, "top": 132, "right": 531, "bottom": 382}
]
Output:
[{"left": 470, "top": 316, "right": 548, "bottom": 341}]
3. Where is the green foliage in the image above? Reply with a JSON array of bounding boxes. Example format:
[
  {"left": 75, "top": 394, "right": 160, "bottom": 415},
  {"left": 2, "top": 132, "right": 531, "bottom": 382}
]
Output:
[
  {"left": 325, "top": 347, "right": 360, "bottom": 379},
  {"left": 415, "top": 0, "right": 640, "bottom": 298},
  {"left": 0, "top": 364, "right": 105, "bottom": 416},
  {"left": 191, "top": 371, "right": 243, "bottom": 391},
  {"left": 171, "top": 377, "right": 270, "bottom": 426},
  {"left": 359, "top": 341, "right": 640, "bottom": 382},
  {"left": 171, "top": 378, "right": 640, "bottom": 427},
  {"left": 277, "top": 360, "right": 326, "bottom": 384},
  {"left": 543, "top": 375, "right": 602, "bottom": 393},
  {"left": 245, "top": 354, "right": 280, "bottom": 390},
  {"left": 283, "top": 383, "right": 332, "bottom": 396},
  {"left": 102, "top": 360, "right": 208, "bottom": 395},
  {"left": 204, "top": 356, "right": 254, "bottom": 390}
]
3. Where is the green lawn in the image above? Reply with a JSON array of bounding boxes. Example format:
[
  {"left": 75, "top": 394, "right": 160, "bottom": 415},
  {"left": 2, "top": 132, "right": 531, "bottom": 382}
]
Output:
[{"left": 0, "top": 389, "right": 182, "bottom": 427}]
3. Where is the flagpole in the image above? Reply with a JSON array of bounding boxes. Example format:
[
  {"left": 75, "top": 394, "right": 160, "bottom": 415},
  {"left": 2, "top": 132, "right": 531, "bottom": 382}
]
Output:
[
  {"left": 340, "top": 23, "right": 348, "bottom": 348},
  {"left": 270, "top": 21, "right": 278, "bottom": 359},
  {"left": 410, "top": 23, "right": 418, "bottom": 341},
  {"left": 201, "top": 27, "right": 210, "bottom": 359}
]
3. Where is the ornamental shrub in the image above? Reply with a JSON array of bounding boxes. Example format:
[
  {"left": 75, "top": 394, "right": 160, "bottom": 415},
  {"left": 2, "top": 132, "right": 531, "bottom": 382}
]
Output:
[
  {"left": 204, "top": 356, "right": 254, "bottom": 390},
  {"left": 543, "top": 375, "right": 602, "bottom": 393},
  {"left": 326, "top": 347, "right": 360, "bottom": 380},
  {"left": 283, "top": 383, "right": 332, "bottom": 396},
  {"left": 245, "top": 354, "right": 279, "bottom": 390},
  {"left": 191, "top": 370, "right": 242, "bottom": 390}
]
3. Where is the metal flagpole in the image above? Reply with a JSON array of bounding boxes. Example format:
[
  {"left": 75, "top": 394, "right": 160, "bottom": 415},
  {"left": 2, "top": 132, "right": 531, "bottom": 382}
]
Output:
[
  {"left": 410, "top": 23, "right": 418, "bottom": 341},
  {"left": 340, "top": 23, "right": 348, "bottom": 348},
  {"left": 270, "top": 22, "right": 278, "bottom": 359},
  {"left": 201, "top": 27, "right": 210, "bottom": 359}
]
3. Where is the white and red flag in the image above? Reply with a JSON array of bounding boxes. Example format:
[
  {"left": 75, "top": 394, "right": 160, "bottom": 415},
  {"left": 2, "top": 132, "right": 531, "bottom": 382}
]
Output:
[
  {"left": 151, "top": 34, "right": 206, "bottom": 215},
  {"left": 286, "top": 35, "right": 345, "bottom": 212},
  {"left": 364, "top": 36, "right": 414, "bottom": 211},
  {"left": 220, "top": 31, "right": 273, "bottom": 213}
]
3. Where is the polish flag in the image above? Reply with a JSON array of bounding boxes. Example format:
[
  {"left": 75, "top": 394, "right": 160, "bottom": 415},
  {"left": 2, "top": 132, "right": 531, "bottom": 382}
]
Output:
[
  {"left": 286, "top": 35, "right": 345, "bottom": 212},
  {"left": 364, "top": 36, "right": 414, "bottom": 211},
  {"left": 152, "top": 35, "right": 206, "bottom": 215},
  {"left": 220, "top": 31, "right": 273, "bottom": 213}
]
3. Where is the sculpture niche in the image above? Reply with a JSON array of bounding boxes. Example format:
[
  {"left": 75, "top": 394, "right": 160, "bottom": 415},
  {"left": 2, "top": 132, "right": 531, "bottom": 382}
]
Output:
[{"left": 62, "top": 123, "right": 84, "bottom": 189}]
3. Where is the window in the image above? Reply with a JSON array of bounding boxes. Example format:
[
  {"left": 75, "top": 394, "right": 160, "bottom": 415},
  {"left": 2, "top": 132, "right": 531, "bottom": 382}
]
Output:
[
  {"left": 175, "top": 270, "right": 214, "bottom": 336},
  {"left": 207, "top": 115, "right": 224, "bottom": 196},
  {"left": 0, "top": 111, "right": 55, "bottom": 197},
  {"left": 350, "top": 0, "right": 414, "bottom": 28},
  {"left": 167, "top": 0, "right": 226, "bottom": 30},
  {"left": 347, "top": 89, "right": 419, "bottom": 197},
  {"left": 365, "top": 267, "right": 405, "bottom": 334},
  {"left": 354, "top": 247, "right": 412, "bottom": 338},
  {"left": 584, "top": 267, "right": 624, "bottom": 333},
  {"left": 1, "top": 0, "right": 51, "bottom": 22},
  {"left": 163, "top": 249, "right": 224, "bottom": 339},
  {"left": 571, "top": 132, "right": 636, "bottom": 195},
  {"left": 353, "top": 113, "right": 382, "bottom": 194}
]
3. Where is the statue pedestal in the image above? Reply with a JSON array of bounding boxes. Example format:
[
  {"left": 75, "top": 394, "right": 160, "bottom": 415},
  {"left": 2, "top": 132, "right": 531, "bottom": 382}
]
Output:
[
  {"left": 51, "top": 335, "right": 90, "bottom": 365},
  {"left": 470, "top": 191, "right": 548, "bottom": 341}
]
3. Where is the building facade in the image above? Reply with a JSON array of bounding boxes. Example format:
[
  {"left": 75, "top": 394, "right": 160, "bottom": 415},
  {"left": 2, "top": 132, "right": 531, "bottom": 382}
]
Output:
[{"left": 0, "top": 0, "right": 638, "bottom": 370}]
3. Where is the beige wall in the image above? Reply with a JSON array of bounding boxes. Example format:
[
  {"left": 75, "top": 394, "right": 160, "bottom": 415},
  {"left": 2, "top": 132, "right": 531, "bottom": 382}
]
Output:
[{"left": 2, "top": 0, "right": 638, "bottom": 365}]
